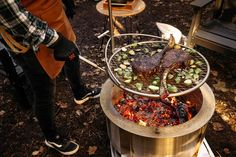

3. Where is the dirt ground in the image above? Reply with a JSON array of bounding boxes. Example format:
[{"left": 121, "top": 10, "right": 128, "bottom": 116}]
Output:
[{"left": 0, "top": 0, "right": 236, "bottom": 157}]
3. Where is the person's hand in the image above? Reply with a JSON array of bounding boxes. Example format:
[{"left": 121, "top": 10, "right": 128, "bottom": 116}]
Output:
[{"left": 49, "top": 33, "right": 79, "bottom": 61}]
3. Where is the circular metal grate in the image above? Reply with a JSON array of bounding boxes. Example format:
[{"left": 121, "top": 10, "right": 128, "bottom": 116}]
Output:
[{"left": 105, "top": 34, "right": 210, "bottom": 98}]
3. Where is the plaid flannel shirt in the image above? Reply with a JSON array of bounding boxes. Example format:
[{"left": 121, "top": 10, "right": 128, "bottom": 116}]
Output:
[{"left": 0, "top": 0, "right": 58, "bottom": 50}]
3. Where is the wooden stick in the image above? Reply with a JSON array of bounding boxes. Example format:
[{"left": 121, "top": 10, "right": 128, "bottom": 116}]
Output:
[{"left": 79, "top": 55, "right": 106, "bottom": 72}]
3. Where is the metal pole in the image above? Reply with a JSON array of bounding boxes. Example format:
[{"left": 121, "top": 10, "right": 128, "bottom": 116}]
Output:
[{"left": 107, "top": 0, "right": 115, "bottom": 52}]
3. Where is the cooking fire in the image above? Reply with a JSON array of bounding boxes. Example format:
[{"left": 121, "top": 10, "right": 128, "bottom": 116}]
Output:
[{"left": 113, "top": 92, "right": 198, "bottom": 127}]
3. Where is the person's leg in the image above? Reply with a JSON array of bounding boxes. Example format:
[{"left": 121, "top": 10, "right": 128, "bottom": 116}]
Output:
[
  {"left": 15, "top": 50, "right": 57, "bottom": 139},
  {"left": 15, "top": 50, "right": 79, "bottom": 155},
  {"left": 64, "top": 59, "right": 100, "bottom": 105},
  {"left": 64, "top": 59, "right": 85, "bottom": 98}
]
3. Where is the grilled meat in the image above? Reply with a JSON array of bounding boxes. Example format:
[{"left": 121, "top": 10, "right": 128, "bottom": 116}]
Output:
[
  {"left": 131, "top": 49, "right": 191, "bottom": 80},
  {"left": 131, "top": 52, "right": 163, "bottom": 80},
  {"left": 159, "top": 49, "right": 191, "bottom": 100},
  {"left": 162, "top": 49, "right": 191, "bottom": 69}
]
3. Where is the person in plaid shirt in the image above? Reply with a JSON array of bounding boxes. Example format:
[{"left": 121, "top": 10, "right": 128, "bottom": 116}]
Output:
[{"left": 0, "top": 0, "right": 100, "bottom": 155}]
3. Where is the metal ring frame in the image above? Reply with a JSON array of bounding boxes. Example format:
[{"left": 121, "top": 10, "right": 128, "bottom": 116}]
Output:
[{"left": 105, "top": 33, "right": 210, "bottom": 98}]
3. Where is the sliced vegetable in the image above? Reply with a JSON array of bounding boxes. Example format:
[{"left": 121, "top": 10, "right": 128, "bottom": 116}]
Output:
[
  {"left": 127, "top": 66, "right": 132, "bottom": 70},
  {"left": 122, "top": 54, "right": 128, "bottom": 59},
  {"left": 195, "top": 68, "right": 202, "bottom": 74},
  {"left": 135, "top": 83, "right": 143, "bottom": 91},
  {"left": 143, "top": 48, "right": 149, "bottom": 53},
  {"left": 148, "top": 85, "right": 160, "bottom": 91},
  {"left": 152, "top": 80, "right": 159, "bottom": 85},
  {"left": 168, "top": 85, "right": 178, "bottom": 93},
  {"left": 184, "top": 79, "right": 192, "bottom": 86},
  {"left": 157, "top": 49, "right": 162, "bottom": 53},
  {"left": 117, "top": 70, "right": 123, "bottom": 75},
  {"left": 185, "top": 74, "right": 192, "bottom": 79},
  {"left": 123, "top": 71, "right": 132, "bottom": 79},
  {"left": 150, "top": 51, "right": 156, "bottom": 56},
  {"left": 116, "top": 55, "right": 122, "bottom": 62},
  {"left": 190, "top": 65, "right": 197, "bottom": 68},
  {"left": 128, "top": 50, "right": 135, "bottom": 55},
  {"left": 130, "top": 58, "right": 135, "bottom": 62},
  {"left": 124, "top": 79, "right": 132, "bottom": 83},
  {"left": 131, "top": 43, "right": 138, "bottom": 48},
  {"left": 181, "top": 71, "right": 186, "bottom": 76},
  {"left": 121, "top": 47, "right": 127, "bottom": 52},
  {"left": 123, "top": 60, "right": 130, "bottom": 65},
  {"left": 114, "top": 68, "right": 123, "bottom": 75},
  {"left": 177, "top": 73, "right": 183, "bottom": 77},
  {"left": 195, "top": 61, "right": 203, "bottom": 66},
  {"left": 119, "top": 64, "right": 127, "bottom": 69},
  {"left": 135, "top": 49, "right": 141, "bottom": 52},
  {"left": 168, "top": 74, "right": 174, "bottom": 79},
  {"left": 193, "top": 74, "right": 199, "bottom": 81},
  {"left": 189, "top": 59, "right": 195, "bottom": 65},
  {"left": 133, "top": 76, "right": 138, "bottom": 80},
  {"left": 154, "top": 76, "right": 160, "bottom": 81},
  {"left": 188, "top": 68, "right": 194, "bottom": 73},
  {"left": 175, "top": 77, "right": 181, "bottom": 83},
  {"left": 114, "top": 68, "right": 121, "bottom": 72}
]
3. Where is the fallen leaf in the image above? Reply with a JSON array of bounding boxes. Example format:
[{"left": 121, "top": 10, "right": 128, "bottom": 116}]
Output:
[
  {"left": 32, "top": 146, "right": 44, "bottom": 156},
  {"left": 213, "top": 81, "right": 229, "bottom": 92},
  {"left": 32, "top": 150, "right": 40, "bottom": 156},
  {"left": 3, "top": 78, "right": 10, "bottom": 85},
  {"left": 212, "top": 122, "right": 224, "bottom": 131},
  {"left": 87, "top": 146, "right": 97, "bottom": 155},
  {"left": 56, "top": 101, "right": 68, "bottom": 109},
  {"left": 95, "top": 104, "right": 100, "bottom": 109},
  {"left": 82, "top": 72, "right": 87, "bottom": 77},
  {"left": 16, "top": 122, "right": 24, "bottom": 127},
  {"left": 211, "top": 70, "right": 218, "bottom": 77},
  {"left": 90, "top": 84, "right": 97, "bottom": 88},
  {"left": 33, "top": 117, "right": 38, "bottom": 122},
  {"left": 223, "top": 148, "right": 231, "bottom": 154},
  {"left": 215, "top": 100, "right": 236, "bottom": 132},
  {"left": 0, "top": 110, "right": 5, "bottom": 116},
  {"left": 76, "top": 110, "right": 83, "bottom": 117}
]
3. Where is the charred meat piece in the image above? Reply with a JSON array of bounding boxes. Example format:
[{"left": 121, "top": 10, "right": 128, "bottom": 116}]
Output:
[
  {"left": 131, "top": 49, "right": 191, "bottom": 80},
  {"left": 131, "top": 35, "right": 176, "bottom": 81},
  {"left": 131, "top": 53, "right": 163, "bottom": 81},
  {"left": 162, "top": 49, "right": 191, "bottom": 70},
  {"left": 160, "top": 49, "right": 191, "bottom": 99}
]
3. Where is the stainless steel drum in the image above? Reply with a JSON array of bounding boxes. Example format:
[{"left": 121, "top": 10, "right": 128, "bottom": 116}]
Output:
[{"left": 100, "top": 79, "right": 215, "bottom": 157}]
